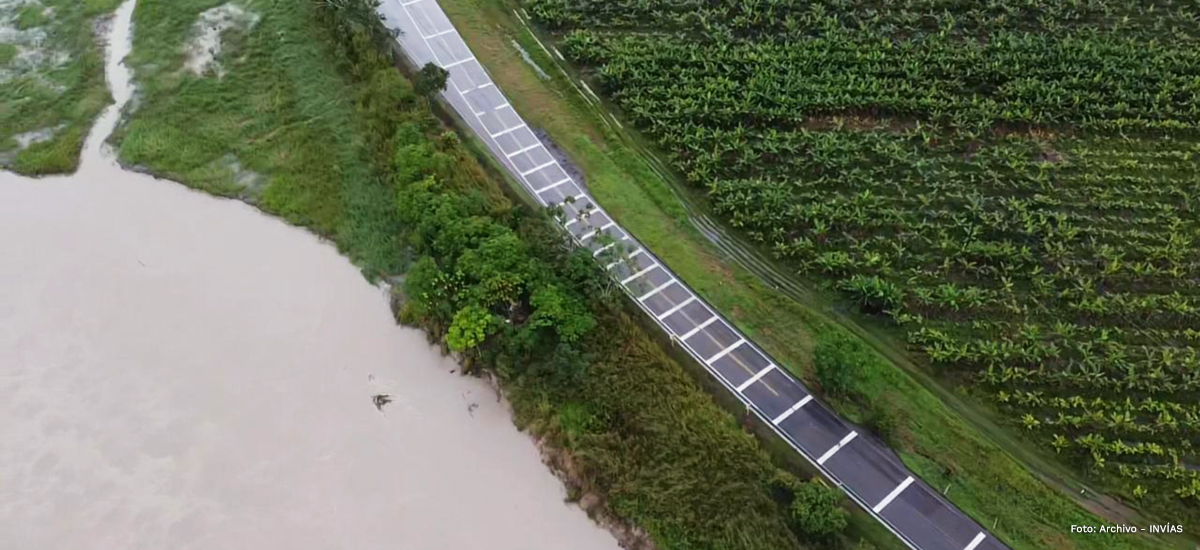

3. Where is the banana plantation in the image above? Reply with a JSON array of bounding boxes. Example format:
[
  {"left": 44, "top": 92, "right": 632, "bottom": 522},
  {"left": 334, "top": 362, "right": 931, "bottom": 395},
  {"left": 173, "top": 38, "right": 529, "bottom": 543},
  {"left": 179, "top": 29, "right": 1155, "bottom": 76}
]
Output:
[{"left": 526, "top": 0, "right": 1200, "bottom": 514}]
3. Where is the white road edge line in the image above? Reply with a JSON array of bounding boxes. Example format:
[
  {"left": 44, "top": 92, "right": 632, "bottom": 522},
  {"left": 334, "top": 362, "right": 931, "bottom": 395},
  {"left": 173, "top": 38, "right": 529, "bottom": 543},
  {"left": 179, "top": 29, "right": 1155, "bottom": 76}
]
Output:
[
  {"left": 620, "top": 264, "right": 658, "bottom": 285},
  {"left": 772, "top": 395, "right": 813, "bottom": 425},
  {"left": 736, "top": 364, "right": 776, "bottom": 392},
  {"left": 818, "top": 431, "right": 858, "bottom": 465},
  {"left": 705, "top": 338, "right": 745, "bottom": 364},
  {"left": 873, "top": 476, "right": 915, "bottom": 513},
  {"left": 680, "top": 315, "right": 719, "bottom": 341},
  {"left": 639, "top": 280, "right": 675, "bottom": 301},
  {"left": 656, "top": 296, "right": 696, "bottom": 320},
  {"left": 963, "top": 533, "right": 986, "bottom": 550},
  {"left": 490, "top": 123, "right": 526, "bottom": 139}
]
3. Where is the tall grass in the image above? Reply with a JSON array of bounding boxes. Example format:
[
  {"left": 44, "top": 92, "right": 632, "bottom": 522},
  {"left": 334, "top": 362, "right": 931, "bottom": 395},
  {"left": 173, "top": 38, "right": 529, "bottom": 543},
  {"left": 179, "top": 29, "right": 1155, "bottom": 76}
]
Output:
[{"left": 117, "top": 0, "right": 403, "bottom": 278}]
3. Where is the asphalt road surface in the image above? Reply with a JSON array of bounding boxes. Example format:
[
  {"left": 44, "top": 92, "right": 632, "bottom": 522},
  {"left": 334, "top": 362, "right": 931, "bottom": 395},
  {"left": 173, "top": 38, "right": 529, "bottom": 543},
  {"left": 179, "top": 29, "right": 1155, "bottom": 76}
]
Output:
[{"left": 377, "top": 2, "right": 1012, "bottom": 549}]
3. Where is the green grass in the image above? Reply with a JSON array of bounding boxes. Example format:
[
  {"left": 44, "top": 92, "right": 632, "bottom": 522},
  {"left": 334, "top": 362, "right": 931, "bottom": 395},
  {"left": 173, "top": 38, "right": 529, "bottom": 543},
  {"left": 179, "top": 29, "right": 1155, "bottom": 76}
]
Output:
[
  {"left": 0, "top": 43, "right": 16, "bottom": 65},
  {"left": 1, "top": 0, "right": 121, "bottom": 175},
  {"left": 15, "top": 5, "right": 49, "bottom": 29},
  {"left": 116, "top": 0, "right": 403, "bottom": 279},
  {"left": 432, "top": 1, "right": 1191, "bottom": 549}
]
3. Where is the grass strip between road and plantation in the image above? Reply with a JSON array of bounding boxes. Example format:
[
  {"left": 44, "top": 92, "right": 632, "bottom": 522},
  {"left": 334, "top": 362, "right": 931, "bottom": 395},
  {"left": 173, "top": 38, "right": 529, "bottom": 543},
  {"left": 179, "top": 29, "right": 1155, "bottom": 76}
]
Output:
[{"left": 431, "top": 0, "right": 1187, "bottom": 549}]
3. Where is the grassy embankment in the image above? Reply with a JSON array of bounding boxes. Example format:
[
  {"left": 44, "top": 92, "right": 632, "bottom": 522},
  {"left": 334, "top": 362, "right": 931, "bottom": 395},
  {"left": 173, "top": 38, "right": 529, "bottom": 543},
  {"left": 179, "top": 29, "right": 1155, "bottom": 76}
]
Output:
[
  {"left": 430, "top": 1, "right": 1186, "bottom": 549},
  {"left": 1, "top": 0, "right": 122, "bottom": 174},
  {"left": 116, "top": 0, "right": 409, "bottom": 278},
  {"left": 115, "top": 1, "right": 852, "bottom": 549}
]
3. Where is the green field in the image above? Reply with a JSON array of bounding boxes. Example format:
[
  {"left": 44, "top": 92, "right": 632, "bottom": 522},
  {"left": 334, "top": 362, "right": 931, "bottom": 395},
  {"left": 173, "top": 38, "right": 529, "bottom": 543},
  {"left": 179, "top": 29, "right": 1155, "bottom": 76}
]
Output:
[
  {"left": 0, "top": 0, "right": 122, "bottom": 174},
  {"left": 530, "top": 0, "right": 1200, "bottom": 525}
]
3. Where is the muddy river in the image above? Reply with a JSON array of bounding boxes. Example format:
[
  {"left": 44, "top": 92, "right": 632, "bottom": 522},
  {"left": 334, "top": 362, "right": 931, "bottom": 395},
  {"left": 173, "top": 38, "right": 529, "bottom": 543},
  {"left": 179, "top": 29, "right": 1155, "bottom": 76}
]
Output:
[{"left": 0, "top": 2, "right": 619, "bottom": 548}]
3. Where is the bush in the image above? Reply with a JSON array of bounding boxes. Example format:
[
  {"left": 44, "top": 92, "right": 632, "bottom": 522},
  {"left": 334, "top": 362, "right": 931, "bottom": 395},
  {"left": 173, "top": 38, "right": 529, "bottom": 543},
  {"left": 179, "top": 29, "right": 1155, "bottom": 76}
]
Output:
[
  {"left": 814, "top": 334, "right": 872, "bottom": 398},
  {"left": 788, "top": 478, "right": 849, "bottom": 540},
  {"left": 865, "top": 398, "right": 901, "bottom": 446}
]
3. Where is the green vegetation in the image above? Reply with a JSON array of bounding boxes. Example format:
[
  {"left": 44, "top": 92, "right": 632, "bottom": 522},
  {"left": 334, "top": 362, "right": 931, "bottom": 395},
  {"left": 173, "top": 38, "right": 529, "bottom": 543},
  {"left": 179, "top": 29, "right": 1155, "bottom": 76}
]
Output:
[
  {"left": 530, "top": 0, "right": 1200, "bottom": 526},
  {"left": 414, "top": 62, "right": 449, "bottom": 98},
  {"left": 814, "top": 334, "right": 906, "bottom": 447},
  {"left": 117, "top": 1, "right": 852, "bottom": 548},
  {"left": 0, "top": 43, "right": 17, "bottom": 65},
  {"left": 775, "top": 474, "right": 850, "bottom": 541},
  {"left": 396, "top": 147, "right": 806, "bottom": 550},
  {"left": 431, "top": 0, "right": 1196, "bottom": 547},
  {"left": 1, "top": 0, "right": 123, "bottom": 174},
  {"left": 118, "top": 0, "right": 406, "bottom": 278}
]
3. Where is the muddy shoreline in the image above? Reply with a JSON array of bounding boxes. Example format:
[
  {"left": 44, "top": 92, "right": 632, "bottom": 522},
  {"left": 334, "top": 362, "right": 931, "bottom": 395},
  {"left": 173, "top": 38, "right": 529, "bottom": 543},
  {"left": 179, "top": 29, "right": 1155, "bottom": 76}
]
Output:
[{"left": 0, "top": 2, "right": 620, "bottom": 548}]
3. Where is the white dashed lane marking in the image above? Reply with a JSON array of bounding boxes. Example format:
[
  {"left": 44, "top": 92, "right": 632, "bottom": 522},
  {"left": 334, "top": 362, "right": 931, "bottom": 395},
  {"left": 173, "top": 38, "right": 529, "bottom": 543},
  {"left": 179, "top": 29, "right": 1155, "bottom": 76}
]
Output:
[
  {"left": 705, "top": 338, "right": 745, "bottom": 364},
  {"left": 873, "top": 476, "right": 915, "bottom": 513},
  {"left": 772, "top": 395, "right": 812, "bottom": 425},
  {"left": 489, "top": 123, "right": 525, "bottom": 139},
  {"left": 964, "top": 533, "right": 986, "bottom": 550},
  {"left": 656, "top": 296, "right": 696, "bottom": 320},
  {"left": 680, "top": 316, "right": 719, "bottom": 341},
  {"left": 620, "top": 264, "right": 658, "bottom": 285},
  {"left": 443, "top": 56, "right": 475, "bottom": 69},
  {"left": 639, "top": 280, "right": 675, "bottom": 301},
  {"left": 506, "top": 143, "right": 541, "bottom": 158},
  {"left": 818, "top": 431, "right": 858, "bottom": 465},
  {"left": 736, "top": 364, "right": 776, "bottom": 392}
]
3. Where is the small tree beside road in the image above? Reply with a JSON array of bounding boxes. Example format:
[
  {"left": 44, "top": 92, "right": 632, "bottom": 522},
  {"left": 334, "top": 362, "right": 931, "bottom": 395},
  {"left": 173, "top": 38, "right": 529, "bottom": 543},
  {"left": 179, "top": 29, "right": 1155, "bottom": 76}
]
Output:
[{"left": 415, "top": 62, "right": 449, "bottom": 97}]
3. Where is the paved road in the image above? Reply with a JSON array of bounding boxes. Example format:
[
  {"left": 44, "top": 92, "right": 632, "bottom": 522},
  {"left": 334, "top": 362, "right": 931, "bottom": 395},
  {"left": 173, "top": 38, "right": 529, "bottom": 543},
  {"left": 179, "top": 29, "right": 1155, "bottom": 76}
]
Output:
[{"left": 377, "top": 2, "right": 1011, "bottom": 550}]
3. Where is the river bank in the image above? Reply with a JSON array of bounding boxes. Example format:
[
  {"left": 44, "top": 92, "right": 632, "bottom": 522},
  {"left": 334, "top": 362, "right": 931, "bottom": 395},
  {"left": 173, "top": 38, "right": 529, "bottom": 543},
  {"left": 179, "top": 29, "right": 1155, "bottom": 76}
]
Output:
[{"left": 0, "top": 2, "right": 620, "bottom": 548}]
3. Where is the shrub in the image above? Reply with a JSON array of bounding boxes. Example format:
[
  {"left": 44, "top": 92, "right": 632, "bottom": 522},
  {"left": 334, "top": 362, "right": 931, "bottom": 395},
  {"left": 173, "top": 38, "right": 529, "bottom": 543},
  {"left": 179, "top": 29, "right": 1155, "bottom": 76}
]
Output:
[{"left": 789, "top": 478, "right": 850, "bottom": 540}]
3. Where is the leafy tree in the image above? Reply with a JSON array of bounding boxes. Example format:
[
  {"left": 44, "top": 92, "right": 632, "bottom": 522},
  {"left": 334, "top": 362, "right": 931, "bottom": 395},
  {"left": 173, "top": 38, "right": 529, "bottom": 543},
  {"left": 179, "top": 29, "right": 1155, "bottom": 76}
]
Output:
[
  {"left": 529, "top": 284, "right": 596, "bottom": 342},
  {"left": 415, "top": 62, "right": 450, "bottom": 97},
  {"left": 402, "top": 256, "right": 453, "bottom": 323},
  {"left": 315, "top": 0, "right": 397, "bottom": 56},
  {"left": 446, "top": 304, "right": 495, "bottom": 352},
  {"left": 457, "top": 232, "right": 535, "bottom": 307}
]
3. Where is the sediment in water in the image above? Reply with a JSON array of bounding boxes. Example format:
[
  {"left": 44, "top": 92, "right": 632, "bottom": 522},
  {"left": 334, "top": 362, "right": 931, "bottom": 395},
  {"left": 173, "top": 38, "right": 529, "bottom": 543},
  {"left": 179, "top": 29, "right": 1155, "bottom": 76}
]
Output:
[{"left": 0, "top": 2, "right": 620, "bottom": 549}]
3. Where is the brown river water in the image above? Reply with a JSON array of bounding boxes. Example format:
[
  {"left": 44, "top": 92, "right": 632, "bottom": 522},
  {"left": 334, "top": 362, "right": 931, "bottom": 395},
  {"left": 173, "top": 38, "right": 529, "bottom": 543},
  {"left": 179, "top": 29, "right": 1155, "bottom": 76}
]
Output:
[{"left": 0, "top": 2, "right": 619, "bottom": 548}]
